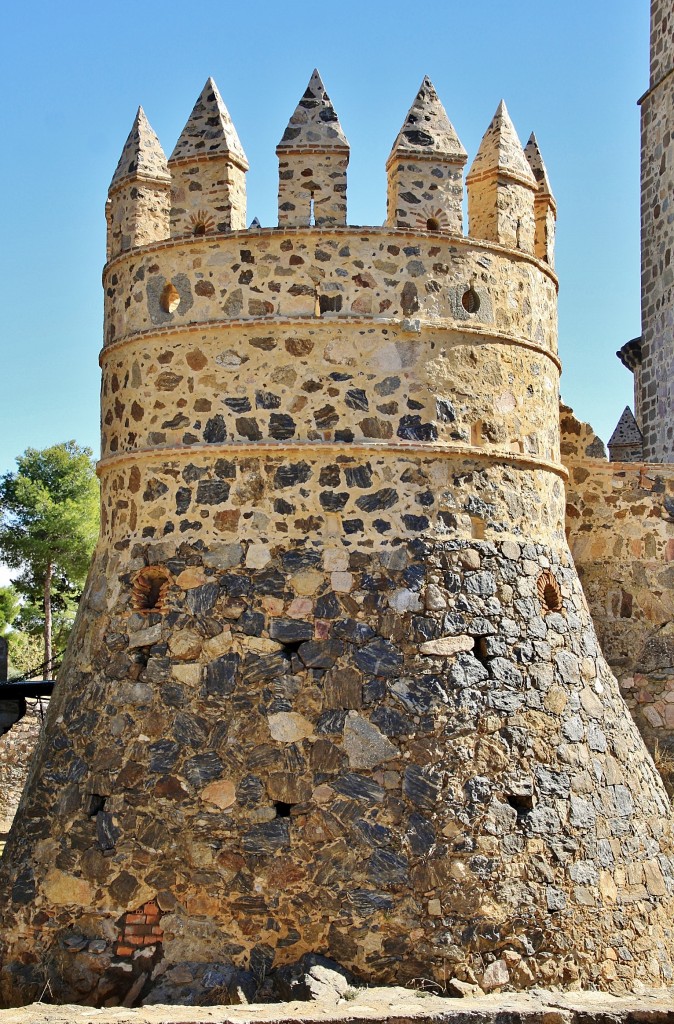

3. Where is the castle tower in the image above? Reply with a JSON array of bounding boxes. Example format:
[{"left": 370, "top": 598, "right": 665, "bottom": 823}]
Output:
[
  {"left": 106, "top": 108, "right": 171, "bottom": 260},
  {"left": 524, "top": 133, "right": 556, "bottom": 267},
  {"left": 2, "top": 75, "right": 674, "bottom": 1009},
  {"left": 277, "top": 70, "right": 349, "bottom": 227},
  {"left": 637, "top": 0, "right": 674, "bottom": 461},
  {"left": 467, "top": 101, "right": 537, "bottom": 253},
  {"left": 168, "top": 78, "right": 249, "bottom": 237},
  {"left": 607, "top": 406, "right": 644, "bottom": 462},
  {"left": 386, "top": 77, "right": 467, "bottom": 234}
]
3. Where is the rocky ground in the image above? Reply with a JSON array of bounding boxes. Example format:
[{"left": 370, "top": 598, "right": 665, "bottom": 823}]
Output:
[{"left": 1, "top": 987, "right": 673, "bottom": 1024}]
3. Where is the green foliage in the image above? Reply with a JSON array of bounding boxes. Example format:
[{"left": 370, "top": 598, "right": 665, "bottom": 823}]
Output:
[
  {"left": 7, "top": 630, "right": 43, "bottom": 680},
  {"left": 0, "top": 442, "right": 99, "bottom": 671},
  {"left": 0, "top": 442, "right": 99, "bottom": 600},
  {"left": 0, "top": 585, "right": 20, "bottom": 636}
]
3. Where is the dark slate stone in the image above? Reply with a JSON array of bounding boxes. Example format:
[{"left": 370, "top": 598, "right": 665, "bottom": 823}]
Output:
[
  {"left": 345, "top": 388, "right": 369, "bottom": 411},
  {"left": 332, "top": 619, "right": 376, "bottom": 645},
  {"left": 415, "top": 490, "right": 434, "bottom": 506},
  {"left": 391, "top": 675, "right": 448, "bottom": 714},
  {"left": 465, "top": 775, "right": 492, "bottom": 803},
  {"left": 343, "top": 518, "right": 364, "bottom": 534},
  {"left": 320, "top": 491, "right": 349, "bottom": 511},
  {"left": 203, "top": 415, "right": 227, "bottom": 443},
  {"left": 243, "top": 819, "right": 290, "bottom": 855},
  {"left": 354, "top": 819, "right": 393, "bottom": 848},
  {"left": 236, "top": 417, "right": 262, "bottom": 441},
  {"left": 269, "top": 619, "right": 314, "bottom": 643},
  {"left": 182, "top": 463, "right": 206, "bottom": 483},
  {"left": 397, "top": 416, "right": 438, "bottom": 442},
  {"left": 240, "top": 609, "right": 265, "bottom": 636},
  {"left": 237, "top": 773, "right": 265, "bottom": 807},
  {"left": 224, "top": 396, "right": 252, "bottom": 413},
  {"left": 96, "top": 811, "right": 120, "bottom": 852},
  {"left": 402, "top": 514, "right": 429, "bottom": 532},
  {"left": 401, "top": 281, "right": 419, "bottom": 315},
  {"left": 403, "top": 765, "right": 441, "bottom": 810},
  {"left": 316, "top": 709, "right": 347, "bottom": 734},
  {"left": 256, "top": 390, "right": 282, "bottom": 409},
  {"left": 315, "top": 592, "right": 341, "bottom": 619},
  {"left": 345, "top": 465, "right": 372, "bottom": 488},
  {"left": 187, "top": 583, "right": 220, "bottom": 615},
  {"left": 173, "top": 712, "right": 208, "bottom": 749},
  {"left": 196, "top": 479, "right": 230, "bottom": 505},
  {"left": 184, "top": 751, "right": 224, "bottom": 786},
  {"left": 244, "top": 651, "right": 290, "bottom": 682},
  {"left": 274, "top": 462, "right": 311, "bottom": 488},
  {"left": 354, "top": 638, "right": 403, "bottom": 677},
  {"left": 275, "top": 497, "right": 294, "bottom": 515},
  {"left": 143, "top": 478, "right": 169, "bottom": 501},
  {"left": 269, "top": 414, "right": 296, "bottom": 440},
  {"left": 206, "top": 653, "right": 239, "bottom": 696},
  {"left": 355, "top": 488, "right": 399, "bottom": 512},
  {"left": 214, "top": 459, "right": 237, "bottom": 479},
  {"left": 253, "top": 568, "right": 287, "bottom": 596},
  {"left": 402, "top": 564, "right": 425, "bottom": 591},
  {"left": 436, "top": 397, "right": 456, "bottom": 422},
  {"left": 149, "top": 740, "right": 180, "bottom": 773},
  {"left": 367, "top": 848, "right": 409, "bottom": 887},
  {"left": 11, "top": 868, "right": 36, "bottom": 906},
  {"left": 333, "top": 773, "right": 385, "bottom": 803},
  {"left": 371, "top": 706, "right": 413, "bottom": 736},
  {"left": 314, "top": 405, "right": 339, "bottom": 429},
  {"left": 335, "top": 429, "right": 355, "bottom": 443},
  {"left": 161, "top": 684, "right": 186, "bottom": 708},
  {"left": 298, "top": 639, "right": 344, "bottom": 669},
  {"left": 406, "top": 813, "right": 436, "bottom": 856},
  {"left": 220, "top": 574, "right": 251, "bottom": 598},
  {"left": 175, "top": 487, "right": 191, "bottom": 514},
  {"left": 319, "top": 465, "right": 341, "bottom": 487},
  {"left": 281, "top": 549, "right": 322, "bottom": 572},
  {"left": 347, "top": 889, "right": 393, "bottom": 914}
]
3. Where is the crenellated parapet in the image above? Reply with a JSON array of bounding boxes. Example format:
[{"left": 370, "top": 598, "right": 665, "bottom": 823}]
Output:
[{"left": 106, "top": 74, "right": 555, "bottom": 262}]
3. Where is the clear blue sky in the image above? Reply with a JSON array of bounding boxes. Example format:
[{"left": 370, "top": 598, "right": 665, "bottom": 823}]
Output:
[{"left": 0, "top": 0, "right": 647, "bottom": 479}]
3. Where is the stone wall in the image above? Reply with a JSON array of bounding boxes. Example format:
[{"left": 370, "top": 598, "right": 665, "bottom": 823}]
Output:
[
  {"left": 638, "top": 0, "right": 674, "bottom": 461},
  {"left": 562, "top": 406, "right": 674, "bottom": 750},
  {"left": 0, "top": 701, "right": 46, "bottom": 849}
]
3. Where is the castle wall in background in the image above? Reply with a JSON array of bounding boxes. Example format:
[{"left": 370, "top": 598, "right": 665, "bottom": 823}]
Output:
[{"left": 562, "top": 406, "right": 674, "bottom": 750}]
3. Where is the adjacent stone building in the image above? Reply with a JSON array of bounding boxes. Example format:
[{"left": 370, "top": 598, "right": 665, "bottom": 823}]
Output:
[{"left": 1, "top": 58, "right": 674, "bottom": 1009}]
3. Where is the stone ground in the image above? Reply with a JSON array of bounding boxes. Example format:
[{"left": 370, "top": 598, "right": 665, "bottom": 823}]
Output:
[{"left": 1, "top": 987, "right": 673, "bottom": 1024}]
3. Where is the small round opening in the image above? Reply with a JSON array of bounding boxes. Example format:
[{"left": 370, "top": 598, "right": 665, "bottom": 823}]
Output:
[
  {"left": 160, "top": 282, "right": 181, "bottom": 314},
  {"left": 461, "top": 287, "right": 480, "bottom": 314},
  {"left": 193, "top": 222, "right": 207, "bottom": 237},
  {"left": 426, "top": 217, "right": 441, "bottom": 231},
  {"left": 132, "top": 568, "right": 170, "bottom": 614},
  {"left": 537, "top": 571, "right": 563, "bottom": 614}
]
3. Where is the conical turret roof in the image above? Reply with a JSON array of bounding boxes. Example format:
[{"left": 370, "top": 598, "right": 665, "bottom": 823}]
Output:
[
  {"left": 388, "top": 76, "right": 466, "bottom": 164},
  {"left": 524, "top": 132, "right": 556, "bottom": 205},
  {"left": 170, "top": 78, "right": 249, "bottom": 169},
  {"left": 608, "top": 406, "right": 643, "bottom": 449},
  {"left": 109, "top": 107, "right": 170, "bottom": 190},
  {"left": 467, "top": 100, "right": 536, "bottom": 185},
  {"left": 277, "top": 69, "right": 349, "bottom": 151}
]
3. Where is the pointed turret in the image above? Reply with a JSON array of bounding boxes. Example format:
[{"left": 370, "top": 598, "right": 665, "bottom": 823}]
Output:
[
  {"left": 524, "top": 133, "right": 557, "bottom": 265},
  {"left": 168, "top": 78, "right": 249, "bottom": 237},
  {"left": 608, "top": 406, "right": 644, "bottom": 463},
  {"left": 386, "top": 76, "right": 467, "bottom": 233},
  {"left": 106, "top": 107, "right": 171, "bottom": 260},
  {"left": 466, "top": 101, "right": 537, "bottom": 252},
  {"left": 276, "top": 70, "right": 350, "bottom": 227}
]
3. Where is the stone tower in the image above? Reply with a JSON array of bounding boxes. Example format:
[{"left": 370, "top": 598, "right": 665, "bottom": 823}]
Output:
[
  {"left": 2, "top": 74, "right": 674, "bottom": 1008},
  {"left": 617, "top": 0, "right": 674, "bottom": 461}
]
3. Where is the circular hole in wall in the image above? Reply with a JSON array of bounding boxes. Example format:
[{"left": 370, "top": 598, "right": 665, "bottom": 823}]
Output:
[
  {"left": 132, "top": 567, "right": 171, "bottom": 614},
  {"left": 426, "top": 217, "right": 441, "bottom": 231},
  {"left": 193, "top": 223, "right": 207, "bottom": 236},
  {"left": 461, "top": 287, "right": 480, "bottom": 314},
  {"left": 160, "top": 282, "right": 181, "bottom": 314},
  {"left": 537, "top": 571, "right": 563, "bottom": 614}
]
